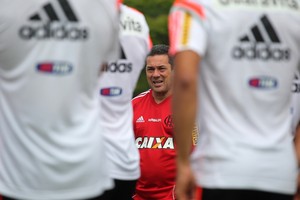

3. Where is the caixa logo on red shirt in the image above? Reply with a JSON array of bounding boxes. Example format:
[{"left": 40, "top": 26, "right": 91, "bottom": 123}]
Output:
[
  {"left": 36, "top": 61, "right": 73, "bottom": 75},
  {"left": 135, "top": 136, "right": 174, "bottom": 149}
]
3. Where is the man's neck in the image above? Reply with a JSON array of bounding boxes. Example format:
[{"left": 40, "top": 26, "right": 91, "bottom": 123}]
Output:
[{"left": 152, "top": 90, "right": 172, "bottom": 104}]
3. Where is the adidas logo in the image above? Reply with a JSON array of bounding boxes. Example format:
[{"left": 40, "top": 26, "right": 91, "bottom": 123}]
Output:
[
  {"left": 136, "top": 116, "right": 145, "bottom": 123},
  {"left": 292, "top": 72, "right": 300, "bottom": 93},
  {"left": 232, "top": 15, "right": 290, "bottom": 61},
  {"left": 19, "top": 0, "right": 88, "bottom": 40},
  {"left": 101, "top": 46, "right": 132, "bottom": 73}
]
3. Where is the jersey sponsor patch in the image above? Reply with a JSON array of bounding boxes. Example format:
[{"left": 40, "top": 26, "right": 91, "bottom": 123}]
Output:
[
  {"left": 120, "top": 15, "right": 142, "bottom": 33},
  {"left": 148, "top": 118, "right": 162, "bottom": 122},
  {"left": 19, "top": 0, "right": 89, "bottom": 40},
  {"left": 135, "top": 136, "right": 175, "bottom": 149},
  {"left": 36, "top": 61, "right": 73, "bottom": 75},
  {"left": 248, "top": 76, "right": 278, "bottom": 89},
  {"left": 232, "top": 15, "right": 290, "bottom": 61},
  {"left": 181, "top": 12, "right": 192, "bottom": 46},
  {"left": 100, "top": 87, "right": 122, "bottom": 96},
  {"left": 192, "top": 124, "right": 199, "bottom": 146}
]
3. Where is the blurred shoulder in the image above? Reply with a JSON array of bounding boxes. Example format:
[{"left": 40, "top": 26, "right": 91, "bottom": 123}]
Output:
[{"left": 121, "top": 4, "right": 146, "bottom": 19}]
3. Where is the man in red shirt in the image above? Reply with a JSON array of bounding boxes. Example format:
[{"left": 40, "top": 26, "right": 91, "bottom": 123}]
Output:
[
  {"left": 132, "top": 44, "right": 176, "bottom": 200},
  {"left": 132, "top": 44, "right": 200, "bottom": 200}
]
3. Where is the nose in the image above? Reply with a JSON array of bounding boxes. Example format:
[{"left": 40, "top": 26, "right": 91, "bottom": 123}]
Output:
[{"left": 153, "top": 69, "right": 160, "bottom": 77}]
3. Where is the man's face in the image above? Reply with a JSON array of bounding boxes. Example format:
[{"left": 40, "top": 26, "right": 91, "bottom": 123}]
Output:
[{"left": 146, "top": 54, "right": 172, "bottom": 95}]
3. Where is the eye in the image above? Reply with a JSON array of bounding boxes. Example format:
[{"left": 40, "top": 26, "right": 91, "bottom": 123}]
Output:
[
  {"left": 159, "top": 67, "right": 166, "bottom": 72},
  {"left": 146, "top": 67, "right": 154, "bottom": 72}
]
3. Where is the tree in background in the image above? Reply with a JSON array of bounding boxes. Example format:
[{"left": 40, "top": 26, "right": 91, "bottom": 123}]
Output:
[
  {"left": 124, "top": 0, "right": 172, "bottom": 44},
  {"left": 124, "top": 0, "right": 173, "bottom": 96}
]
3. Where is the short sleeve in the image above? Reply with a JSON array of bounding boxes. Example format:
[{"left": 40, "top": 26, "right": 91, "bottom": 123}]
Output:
[{"left": 168, "top": 0, "right": 207, "bottom": 57}]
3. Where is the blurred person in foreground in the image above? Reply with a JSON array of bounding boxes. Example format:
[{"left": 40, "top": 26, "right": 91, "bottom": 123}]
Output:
[
  {"left": 99, "top": 3, "right": 152, "bottom": 200},
  {"left": 132, "top": 44, "right": 200, "bottom": 200},
  {"left": 292, "top": 69, "right": 300, "bottom": 200},
  {"left": 169, "top": 0, "right": 300, "bottom": 199},
  {"left": 0, "top": 0, "right": 119, "bottom": 199}
]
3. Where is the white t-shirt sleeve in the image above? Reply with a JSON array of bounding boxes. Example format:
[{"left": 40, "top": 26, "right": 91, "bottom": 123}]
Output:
[{"left": 169, "top": 1, "right": 207, "bottom": 56}]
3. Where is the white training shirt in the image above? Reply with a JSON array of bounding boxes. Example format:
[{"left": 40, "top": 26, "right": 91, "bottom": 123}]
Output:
[
  {"left": 99, "top": 4, "right": 152, "bottom": 180},
  {"left": 0, "top": 0, "right": 119, "bottom": 199},
  {"left": 169, "top": 0, "right": 300, "bottom": 194}
]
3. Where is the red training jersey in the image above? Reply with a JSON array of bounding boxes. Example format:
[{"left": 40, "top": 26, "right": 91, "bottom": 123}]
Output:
[{"left": 132, "top": 89, "right": 176, "bottom": 200}]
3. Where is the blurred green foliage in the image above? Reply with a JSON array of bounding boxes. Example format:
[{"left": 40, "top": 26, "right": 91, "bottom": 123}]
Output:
[
  {"left": 123, "top": 0, "right": 173, "bottom": 96},
  {"left": 124, "top": 0, "right": 173, "bottom": 45}
]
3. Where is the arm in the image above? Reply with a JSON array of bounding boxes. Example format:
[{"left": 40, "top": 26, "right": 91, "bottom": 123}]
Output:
[
  {"left": 295, "top": 122, "right": 300, "bottom": 200},
  {"left": 295, "top": 122, "right": 300, "bottom": 166},
  {"left": 173, "top": 50, "right": 200, "bottom": 200}
]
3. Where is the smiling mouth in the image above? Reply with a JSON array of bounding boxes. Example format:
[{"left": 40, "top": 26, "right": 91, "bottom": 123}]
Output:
[{"left": 153, "top": 80, "right": 163, "bottom": 85}]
